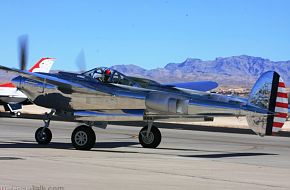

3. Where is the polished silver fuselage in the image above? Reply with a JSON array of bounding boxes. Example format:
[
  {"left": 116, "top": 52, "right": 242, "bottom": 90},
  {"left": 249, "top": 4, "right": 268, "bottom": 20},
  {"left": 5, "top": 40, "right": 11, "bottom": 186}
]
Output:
[{"left": 11, "top": 71, "right": 264, "bottom": 123}]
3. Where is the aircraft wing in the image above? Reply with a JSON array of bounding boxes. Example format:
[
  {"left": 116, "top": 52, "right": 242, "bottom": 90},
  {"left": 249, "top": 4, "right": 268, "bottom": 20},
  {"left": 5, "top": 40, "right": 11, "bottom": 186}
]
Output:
[
  {"left": 165, "top": 81, "right": 218, "bottom": 91},
  {"left": 0, "top": 65, "right": 109, "bottom": 95}
]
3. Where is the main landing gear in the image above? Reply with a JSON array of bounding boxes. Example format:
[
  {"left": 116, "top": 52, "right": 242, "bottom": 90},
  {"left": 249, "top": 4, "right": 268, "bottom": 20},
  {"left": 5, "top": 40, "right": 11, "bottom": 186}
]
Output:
[
  {"left": 69, "top": 122, "right": 162, "bottom": 150},
  {"left": 71, "top": 125, "right": 96, "bottom": 150},
  {"left": 138, "top": 121, "right": 162, "bottom": 148}
]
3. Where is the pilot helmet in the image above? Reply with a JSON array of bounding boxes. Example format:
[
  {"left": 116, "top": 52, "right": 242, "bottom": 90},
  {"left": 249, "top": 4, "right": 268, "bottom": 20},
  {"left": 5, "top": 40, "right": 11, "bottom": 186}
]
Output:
[{"left": 104, "top": 69, "right": 111, "bottom": 76}]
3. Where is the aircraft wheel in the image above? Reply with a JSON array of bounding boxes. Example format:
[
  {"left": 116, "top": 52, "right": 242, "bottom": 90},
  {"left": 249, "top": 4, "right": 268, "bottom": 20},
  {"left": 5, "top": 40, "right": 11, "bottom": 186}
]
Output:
[
  {"left": 10, "top": 111, "right": 21, "bottom": 118},
  {"left": 71, "top": 125, "right": 96, "bottom": 150},
  {"left": 139, "top": 125, "right": 161, "bottom": 148},
  {"left": 35, "top": 127, "right": 52, "bottom": 145}
]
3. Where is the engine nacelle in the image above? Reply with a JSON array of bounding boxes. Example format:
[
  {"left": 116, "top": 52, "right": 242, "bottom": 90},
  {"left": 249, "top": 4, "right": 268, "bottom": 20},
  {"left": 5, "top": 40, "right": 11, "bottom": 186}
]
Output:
[{"left": 145, "top": 92, "right": 189, "bottom": 114}]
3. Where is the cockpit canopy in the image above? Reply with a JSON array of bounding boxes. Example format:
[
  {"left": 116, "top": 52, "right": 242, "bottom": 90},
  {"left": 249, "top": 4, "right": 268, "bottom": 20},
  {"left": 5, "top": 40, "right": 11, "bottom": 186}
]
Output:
[{"left": 82, "top": 67, "right": 160, "bottom": 88}]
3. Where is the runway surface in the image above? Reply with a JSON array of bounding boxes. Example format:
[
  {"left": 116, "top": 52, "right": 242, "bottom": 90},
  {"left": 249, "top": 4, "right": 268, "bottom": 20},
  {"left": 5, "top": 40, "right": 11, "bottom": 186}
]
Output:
[{"left": 0, "top": 117, "right": 290, "bottom": 190}]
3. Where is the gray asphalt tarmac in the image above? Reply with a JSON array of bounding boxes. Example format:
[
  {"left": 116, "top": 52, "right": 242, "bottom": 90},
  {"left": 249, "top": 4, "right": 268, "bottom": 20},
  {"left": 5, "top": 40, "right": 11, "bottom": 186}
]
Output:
[{"left": 0, "top": 117, "right": 290, "bottom": 190}]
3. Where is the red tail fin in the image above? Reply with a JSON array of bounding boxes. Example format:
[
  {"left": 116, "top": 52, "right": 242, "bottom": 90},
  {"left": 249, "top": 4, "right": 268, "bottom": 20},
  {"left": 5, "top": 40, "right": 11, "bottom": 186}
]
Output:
[{"left": 29, "top": 58, "right": 55, "bottom": 73}]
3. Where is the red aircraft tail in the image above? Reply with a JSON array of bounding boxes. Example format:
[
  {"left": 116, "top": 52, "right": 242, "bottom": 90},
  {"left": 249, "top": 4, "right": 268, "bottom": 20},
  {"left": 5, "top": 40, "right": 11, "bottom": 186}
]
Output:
[{"left": 0, "top": 58, "right": 55, "bottom": 88}]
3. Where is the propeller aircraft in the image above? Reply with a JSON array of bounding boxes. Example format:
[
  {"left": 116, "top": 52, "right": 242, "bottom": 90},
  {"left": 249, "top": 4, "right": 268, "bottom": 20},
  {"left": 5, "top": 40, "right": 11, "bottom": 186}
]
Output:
[{"left": 0, "top": 62, "right": 287, "bottom": 150}]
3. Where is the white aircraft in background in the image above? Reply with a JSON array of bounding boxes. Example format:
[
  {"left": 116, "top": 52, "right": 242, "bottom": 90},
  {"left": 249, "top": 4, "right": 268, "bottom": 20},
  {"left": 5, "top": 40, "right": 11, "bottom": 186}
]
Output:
[{"left": 0, "top": 58, "right": 55, "bottom": 115}]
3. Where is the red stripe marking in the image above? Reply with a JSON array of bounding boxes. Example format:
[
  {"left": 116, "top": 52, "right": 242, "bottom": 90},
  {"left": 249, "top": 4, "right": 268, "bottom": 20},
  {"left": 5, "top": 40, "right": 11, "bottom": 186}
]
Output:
[
  {"left": 276, "top": 102, "right": 289, "bottom": 108},
  {"left": 276, "top": 112, "right": 288, "bottom": 118},
  {"left": 277, "top": 92, "right": 288, "bottom": 98},
  {"left": 278, "top": 82, "right": 286, "bottom": 87},
  {"left": 273, "top": 122, "right": 284, "bottom": 128},
  {"left": 0, "top": 82, "right": 15, "bottom": 88},
  {"left": 28, "top": 58, "right": 47, "bottom": 72}
]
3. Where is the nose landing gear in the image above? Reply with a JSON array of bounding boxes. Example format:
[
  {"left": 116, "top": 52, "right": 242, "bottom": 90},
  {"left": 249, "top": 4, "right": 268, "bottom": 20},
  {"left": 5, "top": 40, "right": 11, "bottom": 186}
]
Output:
[
  {"left": 35, "top": 110, "right": 55, "bottom": 145},
  {"left": 35, "top": 127, "right": 52, "bottom": 144}
]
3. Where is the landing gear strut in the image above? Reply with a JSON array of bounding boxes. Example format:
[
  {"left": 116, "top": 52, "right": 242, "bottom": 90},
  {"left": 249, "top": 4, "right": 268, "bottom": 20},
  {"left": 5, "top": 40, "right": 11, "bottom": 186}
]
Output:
[
  {"left": 71, "top": 125, "right": 96, "bottom": 150},
  {"left": 35, "top": 110, "right": 55, "bottom": 145},
  {"left": 139, "top": 121, "right": 161, "bottom": 148}
]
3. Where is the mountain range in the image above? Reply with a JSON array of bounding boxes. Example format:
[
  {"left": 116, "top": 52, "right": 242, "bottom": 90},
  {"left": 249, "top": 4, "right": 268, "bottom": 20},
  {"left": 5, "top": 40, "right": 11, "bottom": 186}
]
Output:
[
  {"left": 0, "top": 55, "right": 289, "bottom": 88},
  {"left": 111, "top": 55, "right": 290, "bottom": 87}
]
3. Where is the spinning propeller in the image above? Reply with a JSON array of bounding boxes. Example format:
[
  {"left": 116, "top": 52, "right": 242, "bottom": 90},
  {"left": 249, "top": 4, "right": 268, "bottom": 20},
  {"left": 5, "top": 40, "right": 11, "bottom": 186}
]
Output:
[
  {"left": 18, "top": 35, "right": 87, "bottom": 73},
  {"left": 75, "top": 49, "right": 87, "bottom": 73},
  {"left": 18, "top": 35, "right": 28, "bottom": 71}
]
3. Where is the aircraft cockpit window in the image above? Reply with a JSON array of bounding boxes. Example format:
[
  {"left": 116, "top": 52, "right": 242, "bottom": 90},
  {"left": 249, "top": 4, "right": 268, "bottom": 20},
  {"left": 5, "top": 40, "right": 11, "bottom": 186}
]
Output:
[
  {"left": 119, "top": 75, "right": 131, "bottom": 85},
  {"left": 82, "top": 67, "right": 110, "bottom": 82},
  {"left": 92, "top": 69, "right": 103, "bottom": 80},
  {"left": 111, "top": 71, "right": 121, "bottom": 84},
  {"left": 109, "top": 71, "right": 140, "bottom": 86},
  {"left": 82, "top": 68, "right": 141, "bottom": 87}
]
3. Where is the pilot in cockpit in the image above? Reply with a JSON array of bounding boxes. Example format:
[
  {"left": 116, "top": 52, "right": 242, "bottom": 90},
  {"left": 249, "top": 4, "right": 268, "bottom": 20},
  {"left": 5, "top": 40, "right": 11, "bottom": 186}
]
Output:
[
  {"left": 103, "top": 69, "right": 111, "bottom": 82},
  {"left": 92, "top": 68, "right": 111, "bottom": 83}
]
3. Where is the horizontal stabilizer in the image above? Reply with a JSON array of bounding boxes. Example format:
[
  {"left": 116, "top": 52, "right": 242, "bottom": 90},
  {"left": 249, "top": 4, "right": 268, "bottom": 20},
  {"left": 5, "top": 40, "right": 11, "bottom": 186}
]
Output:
[{"left": 167, "top": 81, "right": 218, "bottom": 91}]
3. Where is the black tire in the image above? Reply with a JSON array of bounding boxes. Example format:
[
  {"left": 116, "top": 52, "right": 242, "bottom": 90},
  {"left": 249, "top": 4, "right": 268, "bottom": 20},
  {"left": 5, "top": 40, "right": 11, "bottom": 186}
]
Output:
[
  {"left": 16, "top": 111, "right": 21, "bottom": 117},
  {"left": 35, "top": 127, "right": 52, "bottom": 145},
  {"left": 138, "top": 125, "right": 161, "bottom": 148},
  {"left": 71, "top": 125, "right": 96, "bottom": 150}
]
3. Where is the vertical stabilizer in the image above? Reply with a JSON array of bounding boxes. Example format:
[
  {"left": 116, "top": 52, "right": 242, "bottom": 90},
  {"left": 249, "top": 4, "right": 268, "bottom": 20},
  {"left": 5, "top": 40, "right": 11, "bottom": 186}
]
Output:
[
  {"left": 29, "top": 58, "right": 55, "bottom": 73},
  {"left": 246, "top": 71, "right": 288, "bottom": 136}
]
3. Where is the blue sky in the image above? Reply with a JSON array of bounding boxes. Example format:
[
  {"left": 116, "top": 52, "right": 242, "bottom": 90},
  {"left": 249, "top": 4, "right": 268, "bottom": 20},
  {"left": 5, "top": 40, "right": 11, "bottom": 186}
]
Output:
[{"left": 0, "top": 0, "right": 290, "bottom": 71}]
